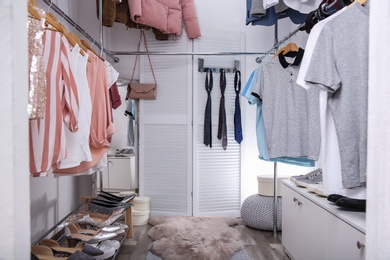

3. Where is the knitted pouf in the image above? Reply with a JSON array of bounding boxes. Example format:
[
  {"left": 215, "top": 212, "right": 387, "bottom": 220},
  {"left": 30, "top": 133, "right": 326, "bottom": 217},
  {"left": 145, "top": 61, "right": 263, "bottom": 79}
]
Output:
[{"left": 240, "top": 194, "right": 282, "bottom": 231}]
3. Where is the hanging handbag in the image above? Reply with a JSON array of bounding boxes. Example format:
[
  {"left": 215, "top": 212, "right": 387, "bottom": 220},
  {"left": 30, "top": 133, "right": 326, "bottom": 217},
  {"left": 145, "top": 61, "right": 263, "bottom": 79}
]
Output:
[{"left": 127, "top": 30, "right": 157, "bottom": 100}]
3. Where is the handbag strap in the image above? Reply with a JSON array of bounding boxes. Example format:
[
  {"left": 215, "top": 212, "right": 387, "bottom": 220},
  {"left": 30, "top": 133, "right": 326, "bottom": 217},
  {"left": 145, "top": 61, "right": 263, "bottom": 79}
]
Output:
[{"left": 130, "top": 30, "right": 157, "bottom": 84}]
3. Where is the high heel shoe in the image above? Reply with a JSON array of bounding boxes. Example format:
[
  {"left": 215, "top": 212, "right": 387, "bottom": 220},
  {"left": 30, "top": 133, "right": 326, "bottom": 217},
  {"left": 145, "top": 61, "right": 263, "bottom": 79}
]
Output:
[
  {"left": 65, "top": 224, "right": 117, "bottom": 243},
  {"left": 61, "top": 208, "right": 126, "bottom": 229},
  {"left": 31, "top": 245, "right": 67, "bottom": 260}
]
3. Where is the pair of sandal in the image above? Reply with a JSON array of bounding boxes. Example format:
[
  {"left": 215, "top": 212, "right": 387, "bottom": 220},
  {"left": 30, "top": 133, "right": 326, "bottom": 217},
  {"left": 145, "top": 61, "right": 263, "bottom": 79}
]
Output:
[{"left": 31, "top": 239, "right": 104, "bottom": 260}]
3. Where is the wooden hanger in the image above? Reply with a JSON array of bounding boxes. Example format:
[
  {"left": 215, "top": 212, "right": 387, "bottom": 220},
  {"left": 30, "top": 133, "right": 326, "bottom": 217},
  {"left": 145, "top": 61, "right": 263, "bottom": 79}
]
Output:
[
  {"left": 28, "top": 2, "right": 42, "bottom": 20},
  {"left": 274, "top": 43, "right": 299, "bottom": 56},
  {"left": 45, "top": 12, "right": 63, "bottom": 32},
  {"left": 81, "top": 39, "right": 105, "bottom": 62},
  {"left": 69, "top": 32, "right": 92, "bottom": 62},
  {"left": 349, "top": 0, "right": 366, "bottom": 6}
]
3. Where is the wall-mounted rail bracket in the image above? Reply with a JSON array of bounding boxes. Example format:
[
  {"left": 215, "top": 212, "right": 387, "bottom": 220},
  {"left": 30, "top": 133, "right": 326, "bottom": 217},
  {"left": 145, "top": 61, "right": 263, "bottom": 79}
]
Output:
[{"left": 198, "top": 58, "right": 240, "bottom": 73}]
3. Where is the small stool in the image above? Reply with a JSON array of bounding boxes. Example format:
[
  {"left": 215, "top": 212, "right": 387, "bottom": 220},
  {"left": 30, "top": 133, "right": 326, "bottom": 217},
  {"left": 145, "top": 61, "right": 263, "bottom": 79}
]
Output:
[{"left": 240, "top": 194, "right": 282, "bottom": 231}]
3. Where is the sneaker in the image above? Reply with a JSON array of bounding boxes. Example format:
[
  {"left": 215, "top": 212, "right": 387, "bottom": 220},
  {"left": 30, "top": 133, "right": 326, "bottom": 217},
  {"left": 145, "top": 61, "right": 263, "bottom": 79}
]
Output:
[
  {"left": 290, "top": 168, "right": 322, "bottom": 184},
  {"left": 306, "top": 182, "right": 328, "bottom": 197},
  {"left": 294, "top": 169, "right": 323, "bottom": 188}
]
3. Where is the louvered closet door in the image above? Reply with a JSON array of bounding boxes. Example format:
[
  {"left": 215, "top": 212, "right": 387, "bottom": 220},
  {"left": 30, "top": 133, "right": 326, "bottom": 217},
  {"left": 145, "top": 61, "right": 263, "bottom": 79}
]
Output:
[
  {"left": 139, "top": 30, "right": 244, "bottom": 217},
  {"left": 139, "top": 32, "right": 193, "bottom": 216},
  {"left": 193, "top": 31, "right": 244, "bottom": 217}
]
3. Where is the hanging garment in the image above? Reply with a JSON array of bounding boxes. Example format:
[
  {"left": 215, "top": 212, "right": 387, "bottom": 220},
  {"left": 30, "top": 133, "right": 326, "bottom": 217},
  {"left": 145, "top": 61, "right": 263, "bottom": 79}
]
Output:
[
  {"left": 246, "top": 0, "right": 308, "bottom": 26},
  {"left": 217, "top": 69, "right": 227, "bottom": 150},
  {"left": 27, "top": 16, "right": 46, "bottom": 120},
  {"left": 234, "top": 70, "right": 243, "bottom": 144},
  {"left": 296, "top": 6, "right": 365, "bottom": 198},
  {"left": 57, "top": 44, "right": 83, "bottom": 169},
  {"left": 29, "top": 30, "right": 79, "bottom": 177},
  {"left": 255, "top": 48, "right": 321, "bottom": 160},
  {"left": 125, "top": 99, "right": 135, "bottom": 147},
  {"left": 203, "top": 69, "right": 213, "bottom": 148},
  {"left": 58, "top": 44, "right": 93, "bottom": 169},
  {"left": 128, "top": 0, "right": 201, "bottom": 39},
  {"left": 53, "top": 51, "right": 115, "bottom": 175},
  {"left": 304, "top": 2, "right": 368, "bottom": 189},
  {"left": 244, "top": 65, "right": 315, "bottom": 167},
  {"left": 109, "top": 82, "right": 122, "bottom": 110}
]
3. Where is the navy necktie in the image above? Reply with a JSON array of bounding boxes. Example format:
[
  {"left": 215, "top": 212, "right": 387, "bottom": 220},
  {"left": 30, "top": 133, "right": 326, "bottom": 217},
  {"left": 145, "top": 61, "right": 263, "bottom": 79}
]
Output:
[
  {"left": 234, "top": 70, "right": 243, "bottom": 144},
  {"left": 217, "top": 69, "right": 228, "bottom": 150},
  {"left": 204, "top": 69, "right": 213, "bottom": 148}
]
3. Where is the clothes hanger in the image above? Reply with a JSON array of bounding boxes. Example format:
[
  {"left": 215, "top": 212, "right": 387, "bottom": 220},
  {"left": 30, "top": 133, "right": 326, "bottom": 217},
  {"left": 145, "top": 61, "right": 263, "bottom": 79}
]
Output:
[
  {"left": 45, "top": 12, "right": 63, "bottom": 32},
  {"left": 274, "top": 43, "right": 299, "bottom": 57},
  {"left": 27, "top": 1, "right": 42, "bottom": 20},
  {"left": 68, "top": 32, "right": 92, "bottom": 62},
  {"left": 58, "top": 24, "right": 89, "bottom": 60},
  {"left": 80, "top": 39, "right": 105, "bottom": 62},
  {"left": 350, "top": 0, "right": 366, "bottom": 6}
]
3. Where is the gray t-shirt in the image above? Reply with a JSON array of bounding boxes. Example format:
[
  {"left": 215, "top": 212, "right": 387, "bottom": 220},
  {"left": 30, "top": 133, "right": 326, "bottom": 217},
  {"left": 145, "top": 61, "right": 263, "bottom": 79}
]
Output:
[
  {"left": 305, "top": 3, "right": 369, "bottom": 188},
  {"left": 258, "top": 51, "right": 321, "bottom": 160}
]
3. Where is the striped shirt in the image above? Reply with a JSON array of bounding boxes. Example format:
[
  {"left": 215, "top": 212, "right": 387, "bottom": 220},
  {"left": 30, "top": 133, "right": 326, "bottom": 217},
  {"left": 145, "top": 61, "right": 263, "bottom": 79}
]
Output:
[{"left": 29, "top": 30, "right": 79, "bottom": 177}]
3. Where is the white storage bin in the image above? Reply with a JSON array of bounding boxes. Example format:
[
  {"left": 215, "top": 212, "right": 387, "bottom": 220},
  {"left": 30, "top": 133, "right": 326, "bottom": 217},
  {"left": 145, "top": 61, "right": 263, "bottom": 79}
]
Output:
[
  {"left": 133, "top": 196, "right": 151, "bottom": 211},
  {"left": 132, "top": 209, "right": 150, "bottom": 226},
  {"left": 257, "top": 174, "right": 289, "bottom": 197}
]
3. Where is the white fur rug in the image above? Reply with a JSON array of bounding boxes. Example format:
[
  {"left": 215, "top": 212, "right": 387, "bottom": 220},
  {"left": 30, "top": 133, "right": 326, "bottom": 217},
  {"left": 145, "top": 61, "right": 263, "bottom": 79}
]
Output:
[{"left": 147, "top": 216, "right": 243, "bottom": 260}]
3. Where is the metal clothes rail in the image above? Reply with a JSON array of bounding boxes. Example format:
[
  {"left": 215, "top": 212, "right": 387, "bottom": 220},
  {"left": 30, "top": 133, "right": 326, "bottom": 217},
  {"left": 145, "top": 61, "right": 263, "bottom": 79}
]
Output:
[
  {"left": 255, "top": 22, "right": 305, "bottom": 63},
  {"left": 42, "top": 0, "right": 120, "bottom": 63}
]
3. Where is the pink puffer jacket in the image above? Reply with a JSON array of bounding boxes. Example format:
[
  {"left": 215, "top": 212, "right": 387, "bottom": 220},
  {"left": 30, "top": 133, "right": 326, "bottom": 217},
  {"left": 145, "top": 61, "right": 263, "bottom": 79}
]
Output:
[{"left": 128, "top": 0, "right": 201, "bottom": 39}]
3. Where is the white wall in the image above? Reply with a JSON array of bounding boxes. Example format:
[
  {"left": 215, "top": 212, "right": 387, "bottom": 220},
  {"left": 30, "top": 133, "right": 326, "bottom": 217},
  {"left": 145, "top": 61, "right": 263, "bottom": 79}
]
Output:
[
  {"left": 366, "top": 0, "right": 390, "bottom": 257},
  {"left": 0, "top": 0, "right": 30, "bottom": 258}
]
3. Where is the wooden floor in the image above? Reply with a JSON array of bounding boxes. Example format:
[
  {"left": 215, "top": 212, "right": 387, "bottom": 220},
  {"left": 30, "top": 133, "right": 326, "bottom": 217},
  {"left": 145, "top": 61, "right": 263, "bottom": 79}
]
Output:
[{"left": 115, "top": 218, "right": 290, "bottom": 260}]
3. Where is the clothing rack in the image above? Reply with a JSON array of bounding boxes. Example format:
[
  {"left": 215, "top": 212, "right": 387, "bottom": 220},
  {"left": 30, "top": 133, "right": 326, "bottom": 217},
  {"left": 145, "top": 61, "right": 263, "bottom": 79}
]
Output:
[{"left": 42, "top": 0, "right": 120, "bottom": 63}]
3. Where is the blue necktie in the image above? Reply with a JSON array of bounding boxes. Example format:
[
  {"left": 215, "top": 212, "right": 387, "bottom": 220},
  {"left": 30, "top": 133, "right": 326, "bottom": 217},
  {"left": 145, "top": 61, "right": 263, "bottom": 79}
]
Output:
[
  {"left": 218, "top": 69, "right": 227, "bottom": 150},
  {"left": 204, "top": 69, "right": 213, "bottom": 148},
  {"left": 234, "top": 70, "right": 243, "bottom": 144}
]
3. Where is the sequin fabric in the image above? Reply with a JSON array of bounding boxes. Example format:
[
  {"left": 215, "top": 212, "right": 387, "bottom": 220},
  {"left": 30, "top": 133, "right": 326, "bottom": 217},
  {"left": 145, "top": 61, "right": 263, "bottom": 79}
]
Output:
[{"left": 27, "top": 15, "right": 46, "bottom": 119}]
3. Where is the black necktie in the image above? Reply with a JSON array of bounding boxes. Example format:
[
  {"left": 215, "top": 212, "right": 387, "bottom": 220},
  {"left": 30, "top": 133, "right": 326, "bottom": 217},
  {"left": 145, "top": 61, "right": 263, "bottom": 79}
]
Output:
[
  {"left": 204, "top": 69, "right": 213, "bottom": 148},
  {"left": 234, "top": 70, "right": 243, "bottom": 144},
  {"left": 217, "top": 69, "right": 227, "bottom": 150}
]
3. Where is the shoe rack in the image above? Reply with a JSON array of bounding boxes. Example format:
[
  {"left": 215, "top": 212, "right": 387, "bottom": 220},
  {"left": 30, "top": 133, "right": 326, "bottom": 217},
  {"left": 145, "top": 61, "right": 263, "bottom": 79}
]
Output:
[{"left": 31, "top": 198, "right": 133, "bottom": 259}]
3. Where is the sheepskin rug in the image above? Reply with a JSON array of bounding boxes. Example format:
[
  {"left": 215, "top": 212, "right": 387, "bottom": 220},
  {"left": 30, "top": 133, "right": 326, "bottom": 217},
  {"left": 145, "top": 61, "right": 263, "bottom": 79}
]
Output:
[{"left": 147, "top": 216, "right": 242, "bottom": 260}]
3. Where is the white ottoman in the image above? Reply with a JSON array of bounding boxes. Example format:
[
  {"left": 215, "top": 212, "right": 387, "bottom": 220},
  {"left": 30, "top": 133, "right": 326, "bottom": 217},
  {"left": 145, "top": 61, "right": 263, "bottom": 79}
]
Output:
[{"left": 240, "top": 194, "right": 282, "bottom": 231}]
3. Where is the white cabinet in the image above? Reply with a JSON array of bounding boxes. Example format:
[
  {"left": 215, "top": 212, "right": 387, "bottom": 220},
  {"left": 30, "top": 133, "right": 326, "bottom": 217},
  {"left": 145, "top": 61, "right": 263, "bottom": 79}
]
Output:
[
  {"left": 99, "top": 156, "right": 137, "bottom": 192},
  {"left": 282, "top": 180, "right": 366, "bottom": 260},
  {"left": 282, "top": 184, "right": 327, "bottom": 260}
]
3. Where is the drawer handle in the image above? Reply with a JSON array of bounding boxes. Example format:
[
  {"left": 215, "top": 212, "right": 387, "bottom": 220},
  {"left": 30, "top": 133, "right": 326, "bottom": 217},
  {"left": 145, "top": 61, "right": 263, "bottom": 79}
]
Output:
[
  {"left": 297, "top": 201, "right": 303, "bottom": 206},
  {"left": 357, "top": 241, "right": 365, "bottom": 249},
  {"left": 293, "top": 197, "right": 298, "bottom": 202}
]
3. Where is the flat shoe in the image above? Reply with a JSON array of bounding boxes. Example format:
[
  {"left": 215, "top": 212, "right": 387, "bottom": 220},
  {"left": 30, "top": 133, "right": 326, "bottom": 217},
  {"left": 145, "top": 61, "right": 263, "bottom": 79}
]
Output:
[
  {"left": 327, "top": 194, "right": 347, "bottom": 203},
  {"left": 31, "top": 245, "right": 67, "bottom": 260}
]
